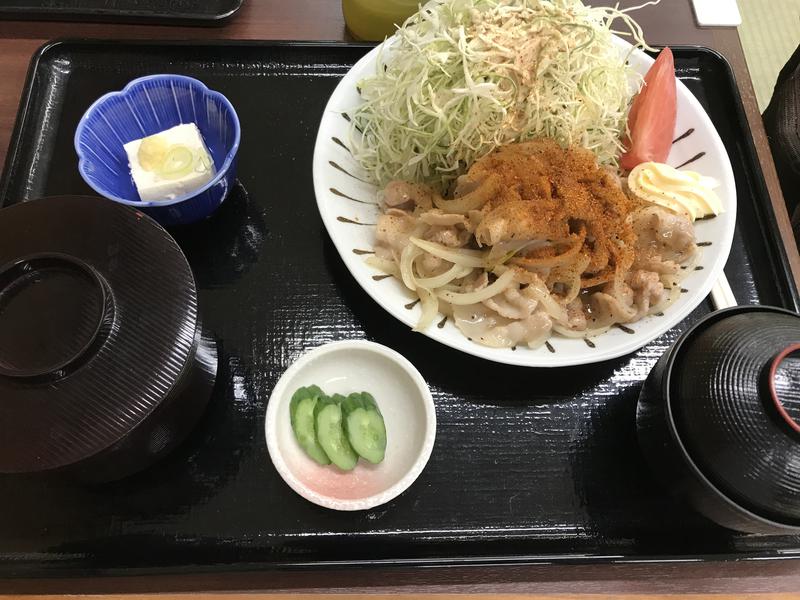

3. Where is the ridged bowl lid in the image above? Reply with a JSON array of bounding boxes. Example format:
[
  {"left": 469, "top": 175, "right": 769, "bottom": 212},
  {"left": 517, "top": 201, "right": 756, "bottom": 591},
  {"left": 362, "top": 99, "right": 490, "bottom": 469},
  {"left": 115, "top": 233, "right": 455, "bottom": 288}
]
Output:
[
  {"left": 0, "top": 196, "right": 198, "bottom": 474},
  {"left": 671, "top": 306, "right": 800, "bottom": 525}
]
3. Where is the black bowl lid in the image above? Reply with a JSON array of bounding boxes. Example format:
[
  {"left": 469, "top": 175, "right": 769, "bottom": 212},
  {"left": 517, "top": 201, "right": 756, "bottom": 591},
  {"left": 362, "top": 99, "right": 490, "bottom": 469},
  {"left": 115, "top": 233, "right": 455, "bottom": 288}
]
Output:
[
  {"left": 0, "top": 196, "right": 198, "bottom": 473},
  {"left": 669, "top": 306, "right": 800, "bottom": 524}
]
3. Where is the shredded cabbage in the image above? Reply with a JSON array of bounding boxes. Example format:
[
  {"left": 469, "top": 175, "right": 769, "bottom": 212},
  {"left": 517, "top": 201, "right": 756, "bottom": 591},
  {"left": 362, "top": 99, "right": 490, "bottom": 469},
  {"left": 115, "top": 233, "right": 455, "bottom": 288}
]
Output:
[{"left": 350, "top": 0, "right": 657, "bottom": 190}]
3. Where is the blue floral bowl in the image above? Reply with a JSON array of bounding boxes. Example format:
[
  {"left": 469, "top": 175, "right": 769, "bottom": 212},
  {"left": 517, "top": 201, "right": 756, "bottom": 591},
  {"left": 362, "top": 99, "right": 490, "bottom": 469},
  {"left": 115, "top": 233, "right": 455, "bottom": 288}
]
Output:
[{"left": 74, "top": 74, "right": 240, "bottom": 226}]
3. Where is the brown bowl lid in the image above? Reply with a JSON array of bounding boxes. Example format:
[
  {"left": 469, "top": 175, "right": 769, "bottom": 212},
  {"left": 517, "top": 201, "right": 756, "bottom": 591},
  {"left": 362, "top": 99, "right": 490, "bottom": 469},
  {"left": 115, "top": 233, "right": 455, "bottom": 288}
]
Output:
[{"left": 0, "top": 196, "right": 197, "bottom": 474}]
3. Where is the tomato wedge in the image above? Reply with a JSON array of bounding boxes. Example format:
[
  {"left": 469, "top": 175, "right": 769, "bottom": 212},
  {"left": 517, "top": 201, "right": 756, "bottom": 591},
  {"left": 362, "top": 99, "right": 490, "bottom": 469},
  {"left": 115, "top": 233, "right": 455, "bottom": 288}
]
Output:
[{"left": 620, "top": 47, "right": 676, "bottom": 171}]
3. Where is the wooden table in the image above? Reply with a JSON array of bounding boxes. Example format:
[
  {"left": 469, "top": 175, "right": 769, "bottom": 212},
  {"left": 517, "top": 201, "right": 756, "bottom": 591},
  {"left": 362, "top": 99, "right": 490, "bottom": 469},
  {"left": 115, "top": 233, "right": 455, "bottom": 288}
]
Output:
[{"left": 1, "top": 0, "right": 799, "bottom": 595}]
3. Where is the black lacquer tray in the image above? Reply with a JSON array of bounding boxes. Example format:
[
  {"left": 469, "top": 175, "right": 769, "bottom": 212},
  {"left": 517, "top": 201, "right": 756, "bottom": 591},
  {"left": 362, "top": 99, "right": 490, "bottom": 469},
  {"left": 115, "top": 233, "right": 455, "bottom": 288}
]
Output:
[
  {"left": 0, "top": 40, "right": 799, "bottom": 580},
  {"left": 0, "top": 0, "right": 242, "bottom": 25}
]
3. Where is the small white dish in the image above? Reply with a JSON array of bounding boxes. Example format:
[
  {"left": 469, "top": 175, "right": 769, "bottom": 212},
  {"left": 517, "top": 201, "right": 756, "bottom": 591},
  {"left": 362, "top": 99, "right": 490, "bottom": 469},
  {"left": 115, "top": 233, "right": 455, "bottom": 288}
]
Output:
[{"left": 265, "top": 340, "right": 436, "bottom": 511}]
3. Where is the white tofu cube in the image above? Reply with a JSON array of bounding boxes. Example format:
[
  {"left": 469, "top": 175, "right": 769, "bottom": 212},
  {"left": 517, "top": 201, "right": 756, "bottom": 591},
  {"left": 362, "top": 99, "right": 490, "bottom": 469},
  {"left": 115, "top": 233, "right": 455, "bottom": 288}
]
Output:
[{"left": 124, "top": 123, "right": 216, "bottom": 202}]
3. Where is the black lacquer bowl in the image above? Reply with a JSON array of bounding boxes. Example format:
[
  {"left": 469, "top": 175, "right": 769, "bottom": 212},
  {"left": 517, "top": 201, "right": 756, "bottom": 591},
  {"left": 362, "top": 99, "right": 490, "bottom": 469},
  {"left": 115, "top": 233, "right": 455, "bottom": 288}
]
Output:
[
  {"left": 637, "top": 306, "right": 800, "bottom": 533},
  {"left": 0, "top": 196, "right": 217, "bottom": 482}
]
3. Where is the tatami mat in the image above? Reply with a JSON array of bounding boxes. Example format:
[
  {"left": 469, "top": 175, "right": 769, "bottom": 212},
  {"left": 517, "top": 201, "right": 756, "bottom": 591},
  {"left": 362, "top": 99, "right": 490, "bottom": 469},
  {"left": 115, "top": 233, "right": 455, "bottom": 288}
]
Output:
[{"left": 738, "top": 0, "right": 800, "bottom": 112}]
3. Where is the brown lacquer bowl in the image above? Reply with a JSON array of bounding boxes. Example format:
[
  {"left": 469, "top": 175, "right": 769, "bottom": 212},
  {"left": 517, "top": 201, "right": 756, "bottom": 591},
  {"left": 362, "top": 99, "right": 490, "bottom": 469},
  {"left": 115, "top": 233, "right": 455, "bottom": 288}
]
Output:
[
  {"left": 637, "top": 305, "right": 800, "bottom": 534},
  {"left": 0, "top": 196, "right": 217, "bottom": 482}
]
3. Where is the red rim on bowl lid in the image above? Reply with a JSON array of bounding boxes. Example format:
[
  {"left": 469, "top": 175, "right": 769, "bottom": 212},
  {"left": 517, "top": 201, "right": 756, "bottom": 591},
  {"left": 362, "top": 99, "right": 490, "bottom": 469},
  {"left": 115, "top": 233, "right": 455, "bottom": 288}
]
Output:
[{"left": 767, "top": 343, "right": 800, "bottom": 436}]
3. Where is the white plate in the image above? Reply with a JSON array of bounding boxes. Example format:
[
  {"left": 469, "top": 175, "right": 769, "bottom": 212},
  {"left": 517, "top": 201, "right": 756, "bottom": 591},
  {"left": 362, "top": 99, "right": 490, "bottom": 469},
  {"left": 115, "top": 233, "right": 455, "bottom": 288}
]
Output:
[
  {"left": 312, "top": 36, "right": 737, "bottom": 367},
  {"left": 265, "top": 340, "right": 436, "bottom": 511}
]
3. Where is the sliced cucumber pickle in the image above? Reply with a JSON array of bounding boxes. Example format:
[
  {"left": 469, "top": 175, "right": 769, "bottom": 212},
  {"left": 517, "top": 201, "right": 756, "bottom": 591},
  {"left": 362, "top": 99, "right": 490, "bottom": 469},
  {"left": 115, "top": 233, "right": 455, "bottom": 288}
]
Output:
[
  {"left": 329, "top": 393, "right": 348, "bottom": 406},
  {"left": 289, "top": 385, "right": 330, "bottom": 465},
  {"left": 315, "top": 397, "right": 358, "bottom": 471},
  {"left": 343, "top": 392, "right": 386, "bottom": 464}
]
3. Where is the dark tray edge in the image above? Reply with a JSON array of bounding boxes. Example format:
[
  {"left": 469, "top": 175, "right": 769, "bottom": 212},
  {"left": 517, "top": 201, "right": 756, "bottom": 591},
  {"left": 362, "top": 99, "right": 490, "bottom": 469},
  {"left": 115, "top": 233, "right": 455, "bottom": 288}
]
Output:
[
  {"left": 0, "top": 0, "right": 243, "bottom": 26},
  {"left": 0, "top": 38, "right": 50, "bottom": 207},
  {"left": 3, "top": 549, "right": 800, "bottom": 588}
]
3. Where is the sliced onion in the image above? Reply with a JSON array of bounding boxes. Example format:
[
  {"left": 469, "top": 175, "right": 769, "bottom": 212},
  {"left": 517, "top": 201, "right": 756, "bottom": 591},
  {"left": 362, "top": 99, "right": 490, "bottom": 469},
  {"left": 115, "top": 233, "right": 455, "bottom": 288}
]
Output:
[
  {"left": 399, "top": 243, "right": 423, "bottom": 291},
  {"left": 432, "top": 174, "right": 500, "bottom": 214},
  {"left": 365, "top": 255, "right": 399, "bottom": 276},
  {"left": 553, "top": 324, "right": 612, "bottom": 338},
  {"left": 409, "top": 237, "right": 488, "bottom": 268},
  {"left": 414, "top": 287, "right": 440, "bottom": 331},
  {"left": 415, "top": 263, "right": 474, "bottom": 289},
  {"left": 437, "top": 268, "right": 516, "bottom": 305},
  {"left": 547, "top": 263, "right": 585, "bottom": 304},
  {"left": 509, "top": 236, "right": 584, "bottom": 268},
  {"left": 486, "top": 239, "right": 543, "bottom": 266},
  {"left": 519, "top": 274, "right": 569, "bottom": 324}
]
